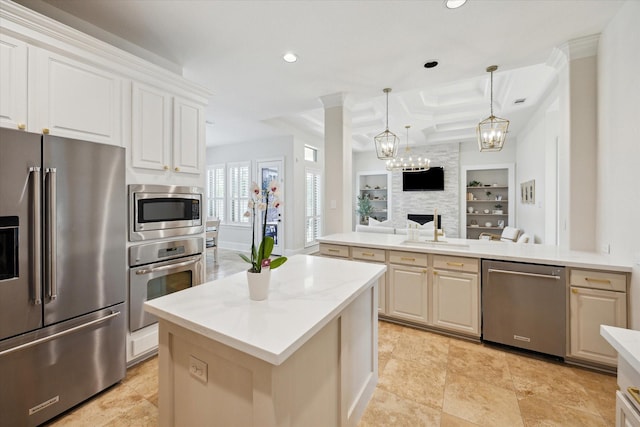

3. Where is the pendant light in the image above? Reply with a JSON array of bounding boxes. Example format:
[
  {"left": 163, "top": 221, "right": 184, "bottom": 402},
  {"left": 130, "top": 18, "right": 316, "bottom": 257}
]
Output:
[
  {"left": 477, "top": 65, "right": 509, "bottom": 152},
  {"left": 374, "top": 88, "right": 399, "bottom": 160},
  {"left": 386, "top": 125, "right": 430, "bottom": 172}
]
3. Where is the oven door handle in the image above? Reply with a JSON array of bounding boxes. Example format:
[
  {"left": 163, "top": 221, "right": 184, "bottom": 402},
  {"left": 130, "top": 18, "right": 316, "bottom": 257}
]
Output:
[{"left": 135, "top": 257, "right": 200, "bottom": 275}]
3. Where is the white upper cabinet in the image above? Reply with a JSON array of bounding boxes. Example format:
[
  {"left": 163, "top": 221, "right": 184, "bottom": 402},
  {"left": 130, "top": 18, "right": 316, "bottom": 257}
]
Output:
[
  {"left": 0, "top": 33, "right": 28, "bottom": 130},
  {"left": 131, "top": 82, "right": 171, "bottom": 171},
  {"left": 32, "top": 48, "right": 122, "bottom": 145},
  {"left": 172, "top": 96, "right": 204, "bottom": 174},
  {"left": 131, "top": 85, "right": 204, "bottom": 175}
]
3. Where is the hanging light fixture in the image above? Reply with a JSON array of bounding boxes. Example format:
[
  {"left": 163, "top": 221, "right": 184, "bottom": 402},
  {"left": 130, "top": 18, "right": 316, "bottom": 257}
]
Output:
[
  {"left": 477, "top": 65, "right": 509, "bottom": 152},
  {"left": 386, "top": 125, "right": 430, "bottom": 172},
  {"left": 374, "top": 88, "right": 399, "bottom": 160}
]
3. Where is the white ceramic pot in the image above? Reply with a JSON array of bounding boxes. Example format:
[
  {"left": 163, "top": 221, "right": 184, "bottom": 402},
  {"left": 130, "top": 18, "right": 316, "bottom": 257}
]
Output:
[
  {"left": 247, "top": 268, "right": 271, "bottom": 300},
  {"left": 467, "top": 207, "right": 474, "bottom": 214},
  {"left": 483, "top": 209, "right": 490, "bottom": 214}
]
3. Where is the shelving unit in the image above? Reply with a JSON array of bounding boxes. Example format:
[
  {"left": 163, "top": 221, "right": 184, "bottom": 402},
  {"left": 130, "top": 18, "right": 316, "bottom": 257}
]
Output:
[
  {"left": 462, "top": 166, "right": 514, "bottom": 239},
  {"left": 356, "top": 172, "right": 391, "bottom": 225}
]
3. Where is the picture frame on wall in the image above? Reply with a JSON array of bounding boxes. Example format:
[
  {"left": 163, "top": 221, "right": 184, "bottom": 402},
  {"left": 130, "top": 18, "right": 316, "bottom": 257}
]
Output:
[{"left": 520, "top": 180, "right": 535, "bottom": 204}]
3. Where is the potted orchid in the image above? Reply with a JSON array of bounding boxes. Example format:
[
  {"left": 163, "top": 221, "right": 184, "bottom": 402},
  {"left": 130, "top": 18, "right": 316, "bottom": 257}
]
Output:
[{"left": 240, "top": 180, "right": 288, "bottom": 274}]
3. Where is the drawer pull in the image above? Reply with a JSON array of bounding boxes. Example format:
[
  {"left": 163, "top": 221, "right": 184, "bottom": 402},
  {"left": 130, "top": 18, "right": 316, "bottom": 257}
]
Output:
[
  {"left": 400, "top": 257, "right": 416, "bottom": 261},
  {"left": 446, "top": 262, "right": 464, "bottom": 267},
  {"left": 585, "top": 277, "right": 611, "bottom": 285},
  {"left": 361, "top": 252, "right": 375, "bottom": 257},
  {"left": 629, "top": 387, "right": 640, "bottom": 405},
  {"left": 327, "top": 249, "right": 340, "bottom": 253},
  {"left": 572, "top": 288, "right": 579, "bottom": 294}
]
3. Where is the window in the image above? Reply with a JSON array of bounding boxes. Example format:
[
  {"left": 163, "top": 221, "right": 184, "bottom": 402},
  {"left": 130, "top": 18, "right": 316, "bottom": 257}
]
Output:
[
  {"left": 305, "top": 168, "right": 322, "bottom": 246},
  {"left": 304, "top": 145, "right": 317, "bottom": 162},
  {"left": 228, "top": 161, "right": 250, "bottom": 224},
  {"left": 206, "top": 164, "right": 225, "bottom": 221}
]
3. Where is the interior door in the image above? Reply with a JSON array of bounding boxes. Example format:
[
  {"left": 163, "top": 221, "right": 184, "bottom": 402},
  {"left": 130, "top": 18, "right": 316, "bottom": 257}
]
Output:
[{"left": 256, "top": 159, "right": 284, "bottom": 256}]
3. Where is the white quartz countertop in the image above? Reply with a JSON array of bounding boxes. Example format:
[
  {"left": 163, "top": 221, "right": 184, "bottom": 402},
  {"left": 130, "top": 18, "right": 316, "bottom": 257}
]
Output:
[
  {"left": 601, "top": 325, "right": 640, "bottom": 373},
  {"left": 144, "top": 254, "right": 386, "bottom": 365},
  {"left": 317, "top": 232, "right": 632, "bottom": 272}
]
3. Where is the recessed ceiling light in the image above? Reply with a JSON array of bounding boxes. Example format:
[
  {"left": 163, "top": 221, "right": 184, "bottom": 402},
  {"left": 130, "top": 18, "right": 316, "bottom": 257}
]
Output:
[
  {"left": 283, "top": 52, "right": 298, "bottom": 63},
  {"left": 444, "top": 0, "right": 467, "bottom": 9},
  {"left": 424, "top": 60, "right": 439, "bottom": 69}
]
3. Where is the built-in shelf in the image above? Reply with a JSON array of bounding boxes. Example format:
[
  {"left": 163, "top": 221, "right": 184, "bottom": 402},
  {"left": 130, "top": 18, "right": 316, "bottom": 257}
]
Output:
[
  {"left": 356, "top": 172, "right": 391, "bottom": 226},
  {"left": 463, "top": 165, "right": 514, "bottom": 240}
]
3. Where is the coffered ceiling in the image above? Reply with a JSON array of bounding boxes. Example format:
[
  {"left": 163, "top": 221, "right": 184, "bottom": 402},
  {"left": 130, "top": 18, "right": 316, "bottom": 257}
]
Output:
[{"left": 16, "top": 0, "right": 624, "bottom": 150}]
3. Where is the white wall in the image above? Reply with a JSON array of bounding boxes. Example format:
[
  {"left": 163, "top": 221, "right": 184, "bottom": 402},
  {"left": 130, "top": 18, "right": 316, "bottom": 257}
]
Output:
[{"left": 597, "top": 0, "right": 640, "bottom": 329}]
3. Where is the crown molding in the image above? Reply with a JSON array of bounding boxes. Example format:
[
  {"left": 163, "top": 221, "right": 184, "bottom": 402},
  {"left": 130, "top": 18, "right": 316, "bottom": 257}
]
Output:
[
  {"left": 0, "top": 0, "right": 212, "bottom": 102},
  {"left": 319, "top": 92, "right": 353, "bottom": 110}
]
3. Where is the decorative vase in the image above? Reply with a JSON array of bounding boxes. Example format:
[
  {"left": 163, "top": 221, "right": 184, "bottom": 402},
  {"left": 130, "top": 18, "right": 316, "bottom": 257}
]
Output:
[{"left": 247, "top": 268, "right": 271, "bottom": 300}]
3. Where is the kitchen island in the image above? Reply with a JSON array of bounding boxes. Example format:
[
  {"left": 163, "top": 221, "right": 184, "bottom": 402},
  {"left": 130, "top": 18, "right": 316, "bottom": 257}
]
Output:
[{"left": 144, "top": 254, "right": 386, "bottom": 427}]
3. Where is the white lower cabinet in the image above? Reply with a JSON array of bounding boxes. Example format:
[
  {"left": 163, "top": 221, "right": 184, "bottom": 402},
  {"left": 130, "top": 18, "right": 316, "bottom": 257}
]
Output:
[
  {"left": 616, "top": 390, "right": 640, "bottom": 427},
  {"left": 431, "top": 269, "right": 479, "bottom": 336},
  {"left": 569, "top": 268, "right": 628, "bottom": 367},
  {"left": 388, "top": 264, "right": 428, "bottom": 324}
]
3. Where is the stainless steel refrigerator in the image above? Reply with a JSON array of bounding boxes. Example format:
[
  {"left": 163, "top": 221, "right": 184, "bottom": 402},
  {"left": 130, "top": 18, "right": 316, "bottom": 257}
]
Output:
[{"left": 0, "top": 128, "right": 126, "bottom": 426}]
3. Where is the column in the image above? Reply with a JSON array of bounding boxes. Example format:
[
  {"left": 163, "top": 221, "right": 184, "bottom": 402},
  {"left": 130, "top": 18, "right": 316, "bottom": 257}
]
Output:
[{"left": 320, "top": 93, "right": 352, "bottom": 234}]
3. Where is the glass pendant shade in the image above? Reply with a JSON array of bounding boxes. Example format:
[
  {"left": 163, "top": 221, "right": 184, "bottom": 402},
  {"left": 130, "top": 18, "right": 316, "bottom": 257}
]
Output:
[
  {"left": 374, "top": 88, "right": 399, "bottom": 160},
  {"left": 477, "top": 65, "right": 509, "bottom": 152},
  {"left": 386, "top": 125, "right": 430, "bottom": 172}
]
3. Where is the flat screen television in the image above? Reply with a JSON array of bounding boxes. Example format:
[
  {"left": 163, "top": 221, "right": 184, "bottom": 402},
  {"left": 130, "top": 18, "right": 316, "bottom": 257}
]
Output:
[{"left": 402, "top": 167, "right": 445, "bottom": 191}]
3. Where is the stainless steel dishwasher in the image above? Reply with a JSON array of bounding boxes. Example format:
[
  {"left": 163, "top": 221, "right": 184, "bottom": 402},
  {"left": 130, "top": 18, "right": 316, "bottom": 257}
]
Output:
[{"left": 482, "top": 260, "right": 566, "bottom": 358}]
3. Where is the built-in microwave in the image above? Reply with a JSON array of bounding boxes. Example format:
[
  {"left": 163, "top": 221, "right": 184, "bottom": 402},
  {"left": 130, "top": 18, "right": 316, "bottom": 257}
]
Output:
[{"left": 128, "top": 184, "right": 203, "bottom": 241}]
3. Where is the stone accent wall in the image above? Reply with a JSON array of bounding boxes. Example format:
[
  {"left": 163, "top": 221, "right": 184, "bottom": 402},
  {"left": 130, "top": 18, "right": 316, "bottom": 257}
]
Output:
[{"left": 390, "top": 144, "right": 460, "bottom": 237}]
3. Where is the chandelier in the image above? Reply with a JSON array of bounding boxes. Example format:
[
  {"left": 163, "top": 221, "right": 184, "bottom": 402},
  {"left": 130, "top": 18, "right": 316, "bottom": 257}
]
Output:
[
  {"left": 386, "top": 125, "right": 430, "bottom": 172},
  {"left": 477, "top": 65, "right": 509, "bottom": 152},
  {"left": 374, "top": 88, "right": 399, "bottom": 160}
]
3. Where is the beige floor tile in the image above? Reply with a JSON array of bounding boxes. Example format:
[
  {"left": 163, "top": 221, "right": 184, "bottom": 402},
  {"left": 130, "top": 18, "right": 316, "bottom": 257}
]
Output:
[
  {"left": 122, "top": 356, "right": 159, "bottom": 400},
  {"left": 518, "top": 396, "right": 608, "bottom": 427},
  {"left": 102, "top": 398, "right": 158, "bottom": 427},
  {"left": 506, "top": 352, "right": 602, "bottom": 416},
  {"left": 568, "top": 366, "right": 617, "bottom": 425},
  {"left": 443, "top": 373, "right": 523, "bottom": 427},
  {"left": 358, "top": 388, "right": 441, "bottom": 427},
  {"left": 440, "top": 412, "right": 481, "bottom": 427},
  {"left": 391, "top": 326, "right": 450, "bottom": 367},
  {"left": 378, "top": 356, "right": 447, "bottom": 410},
  {"left": 446, "top": 339, "right": 514, "bottom": 391}
]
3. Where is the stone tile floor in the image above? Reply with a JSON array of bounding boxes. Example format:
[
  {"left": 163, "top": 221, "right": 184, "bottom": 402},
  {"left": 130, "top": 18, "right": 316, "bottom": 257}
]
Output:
[{"left": 47, "top": 248, "right": 617, "bottom": 426}]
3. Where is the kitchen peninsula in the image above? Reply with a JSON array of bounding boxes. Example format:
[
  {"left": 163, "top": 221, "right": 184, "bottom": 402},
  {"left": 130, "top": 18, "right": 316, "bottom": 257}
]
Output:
[
  {"left": 144, "top": 255, "right": 385, "bottom": 427},
  {"left": 318, "top": 232, "right": 632, "bottom": 370}
]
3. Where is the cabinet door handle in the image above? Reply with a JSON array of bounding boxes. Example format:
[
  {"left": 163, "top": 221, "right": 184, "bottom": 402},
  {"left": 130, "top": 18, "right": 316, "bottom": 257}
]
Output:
[
  {"left": 433, "top": 271, "right": 438, "bottom": 275},
  {"left": 446, "top": 262, "right": 464, "bottom": 267},
  {"left": 175, "top": 167, "right": 180, "bottom": 172},
  {"left": 42, "top": 128, "right": 50, "bottom": 134},
  {"left": 401, "top": 257, "right": 416, "bottom": 261},
  {"left": 18, "top": 123, "right": 26, "bottom": 130},
  {"left": 163, "top": 165, "right": 169, "bottom": 170},
  {"left": 585, "top": 277, "right": 611, "bottom": 284},
  {"left": 628, "top": 387, "right": 640, "bottom": 405},
  {"left": 571, "top": 288, "right": 579, "bottom": 294}
]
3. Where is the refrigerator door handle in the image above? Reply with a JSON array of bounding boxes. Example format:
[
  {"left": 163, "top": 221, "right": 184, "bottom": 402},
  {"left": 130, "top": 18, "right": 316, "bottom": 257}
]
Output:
[
  {"left": 0, "top": 311, "right": 121, "bottom": 357},
  {"left": 30, "top": 166, "right": 42, "bottom": 305},
  {"left": 45, "top": 167, "right": 57, "bottom": 300}
]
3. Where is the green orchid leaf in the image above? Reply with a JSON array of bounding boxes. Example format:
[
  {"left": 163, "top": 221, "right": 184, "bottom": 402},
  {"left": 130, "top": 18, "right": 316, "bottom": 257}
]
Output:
[
  {"left": 262, "top": 236, "right": 274, "bottom": 258},
  {"left": 238, "top": 254, "right": 252, "bottom": 264},
  {"left": 269, "top": 256, "right": 287, "bottom": 269}
]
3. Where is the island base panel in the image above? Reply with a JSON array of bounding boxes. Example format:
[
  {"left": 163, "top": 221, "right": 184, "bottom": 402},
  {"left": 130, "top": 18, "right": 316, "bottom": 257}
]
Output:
[{"left": 157, "top": 284, "right": 378, "bottom": 427}]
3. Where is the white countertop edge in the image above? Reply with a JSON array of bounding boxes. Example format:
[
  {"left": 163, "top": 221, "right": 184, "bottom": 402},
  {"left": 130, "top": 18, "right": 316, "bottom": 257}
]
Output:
[
  {"left": 601, "top": 325, "right": 640, "bottom": 373},
  {"left": 317, "top": 233, "right": 632, "bottom": 272},
  {"left": 145, "top": 266, "right": 386, "bottom": 365}
]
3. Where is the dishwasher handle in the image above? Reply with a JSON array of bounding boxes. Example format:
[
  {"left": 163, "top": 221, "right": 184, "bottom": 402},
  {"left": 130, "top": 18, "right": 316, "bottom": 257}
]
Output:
[{"left": 487, "top": 268, "right": 561, "bottom": 280}]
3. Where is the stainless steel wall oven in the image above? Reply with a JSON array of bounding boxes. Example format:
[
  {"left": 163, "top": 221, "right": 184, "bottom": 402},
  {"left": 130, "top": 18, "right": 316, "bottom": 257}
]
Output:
[
  {"left": 129, "top": 237, "right": 203, "bottom": 332},
  {"left": 129, "top": 184, "right": 203, "bottom": 241}
]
